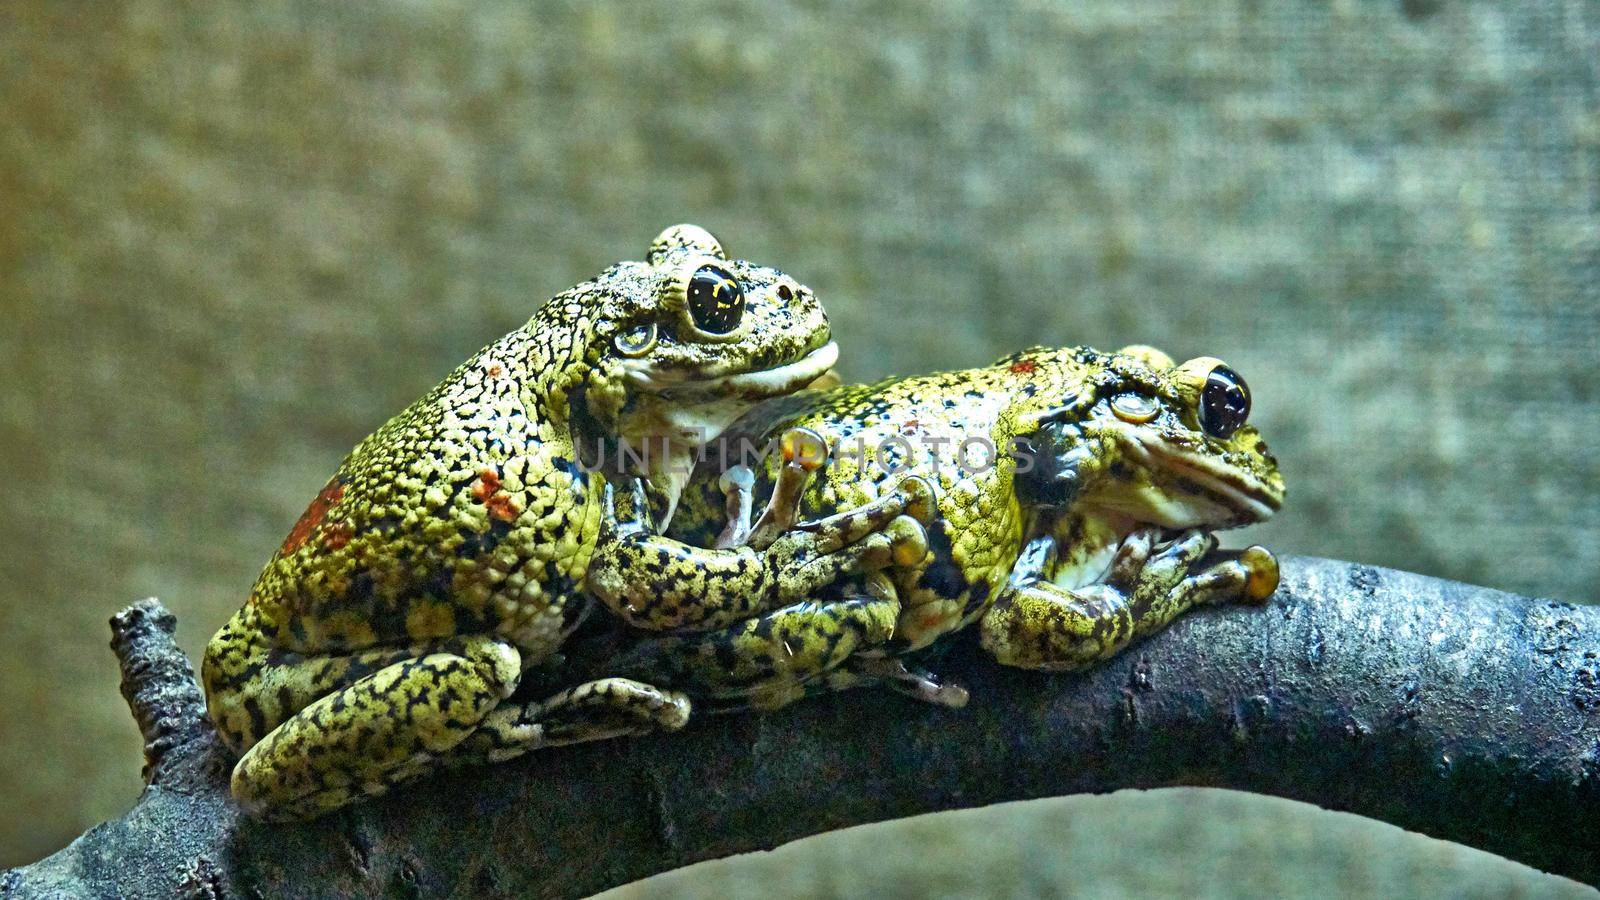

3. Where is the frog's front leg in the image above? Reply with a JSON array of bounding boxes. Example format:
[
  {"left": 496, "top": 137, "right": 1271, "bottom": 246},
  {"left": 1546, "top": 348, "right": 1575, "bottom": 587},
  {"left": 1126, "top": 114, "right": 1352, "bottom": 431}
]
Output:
[
  {"left": 714, "top": 428, "right": 829, "bottom": 550},
  {"left": 586, "top": 474, "right": 934, "bottom": 633},
  {"left": 979, "top": 528, "right": 1279, "bottom": 671}
]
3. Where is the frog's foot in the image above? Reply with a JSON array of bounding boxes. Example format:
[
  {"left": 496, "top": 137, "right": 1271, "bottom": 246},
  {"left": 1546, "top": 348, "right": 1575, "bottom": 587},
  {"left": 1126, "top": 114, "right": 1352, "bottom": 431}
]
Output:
[
  {"left": 761, "top": 474, "right": 936, "bottom": 600},
  {"left": 1126, "top": 532, "right": 1277, "bottom": 606},
  {"left": 1117, "top": 526, "right": 1215, "bottom": 592},
  {"left": 728, "top": 428, "right": 938, "bottom": 559},
  {"left": 850, "top": 656, "right": 969, "bottom": 708},
  {"left": 458, "top": 677, "right": 691, "bottom": 765},
  {"left": 1202, "top": 545, "right": 1280, "bottom": 605},
  {"left": 769, "top": 510, "right": 930, "bottom": 608},
  {"left": 980, "top": 529, "right": 1279, "bottom": 672},
  {"left": 534, "top": 677, "right": 691, "bottom": 745}
]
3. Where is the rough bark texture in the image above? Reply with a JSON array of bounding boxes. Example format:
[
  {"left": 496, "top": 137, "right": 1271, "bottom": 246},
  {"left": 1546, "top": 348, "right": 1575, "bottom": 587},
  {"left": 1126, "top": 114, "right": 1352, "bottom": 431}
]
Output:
[{"left": 4, "top": 556, "right": 1596, "bottom": 899}]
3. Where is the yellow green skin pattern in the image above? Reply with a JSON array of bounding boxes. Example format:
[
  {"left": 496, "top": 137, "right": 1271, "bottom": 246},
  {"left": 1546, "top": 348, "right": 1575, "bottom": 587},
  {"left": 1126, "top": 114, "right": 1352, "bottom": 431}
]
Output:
[
  {"left": 602, "top": 344, "right": 1285, "bottom": 710},
  {"left": 200, "top": 225, "right": 928, "bottom": 821}
]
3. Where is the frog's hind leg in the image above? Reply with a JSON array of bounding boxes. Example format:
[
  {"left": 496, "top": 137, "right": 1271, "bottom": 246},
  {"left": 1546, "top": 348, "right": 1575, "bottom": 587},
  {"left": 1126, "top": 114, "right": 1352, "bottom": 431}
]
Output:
[
  {"left": 980, "top": 528, "right": 1279, "bottom": 671},
  {"left": 202, "top": 606, "right": 422, "bottom": 755},
  {"left": 605, "top": 572, "right": 903, "bottom": 712},
  {"left": 227, "top": 634, "right": 521, "bottom": 821}
]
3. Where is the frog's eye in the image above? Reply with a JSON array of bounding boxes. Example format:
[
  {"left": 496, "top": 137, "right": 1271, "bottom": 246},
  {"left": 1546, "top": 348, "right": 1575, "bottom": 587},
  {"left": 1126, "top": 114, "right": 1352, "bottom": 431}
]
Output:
[
  {"left": 684, "top": 264, "right": 745, "bottom": 336},
  {"left": 1199, "top": 364, "right": 1250, "bottom": 439},
  {"left": 660, "top": 256, "right": 749, "bottom": 340},
  {"left": 1110, "top": 393, "right": 1160, "bottom": 424},
  {"left": 613, "top": 322, "right": 658, "bottom": 357}
]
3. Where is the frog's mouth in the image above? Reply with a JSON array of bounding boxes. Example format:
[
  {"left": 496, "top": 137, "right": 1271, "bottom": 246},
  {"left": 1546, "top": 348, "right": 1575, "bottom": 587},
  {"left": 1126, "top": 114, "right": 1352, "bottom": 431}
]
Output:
[
  {"left": 1143, "top": 437, "right": 1280, "bottom": 520},
  {"left": 1113, "top": 429, "right": 1283, "bottom": 527},
  {"left": 621, "top": 341, "right": 840, "bottom": 399}
]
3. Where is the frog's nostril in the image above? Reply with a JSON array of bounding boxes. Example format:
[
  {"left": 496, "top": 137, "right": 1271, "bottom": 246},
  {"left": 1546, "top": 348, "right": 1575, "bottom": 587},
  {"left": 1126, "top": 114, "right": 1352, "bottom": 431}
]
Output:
[{"left": 776, "top": 283, "right": 794, "bottom": 302}]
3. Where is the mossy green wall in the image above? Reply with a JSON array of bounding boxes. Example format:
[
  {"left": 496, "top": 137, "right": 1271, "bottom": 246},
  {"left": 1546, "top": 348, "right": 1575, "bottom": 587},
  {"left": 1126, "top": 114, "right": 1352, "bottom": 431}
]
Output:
[{"left": 2, "top": 0, "right": 1595, "bottom": 891}]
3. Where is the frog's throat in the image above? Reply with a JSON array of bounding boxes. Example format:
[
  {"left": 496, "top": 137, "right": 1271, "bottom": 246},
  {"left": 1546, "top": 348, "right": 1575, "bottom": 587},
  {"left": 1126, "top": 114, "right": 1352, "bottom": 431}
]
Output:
[
  {"left": 619, "top": 341, "right": 840, "bottom": 397},
  {"left": 609, "top": 341, "right": 838, "bottom": 531},
  {"left": 1119, "top": 428, "right": 1282, "bottom": 523}
]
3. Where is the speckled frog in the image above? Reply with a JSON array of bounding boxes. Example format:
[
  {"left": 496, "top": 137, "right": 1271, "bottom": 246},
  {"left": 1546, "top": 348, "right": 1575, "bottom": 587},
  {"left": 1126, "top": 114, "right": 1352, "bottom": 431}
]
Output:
[
  {"left": 202, "top": 225, "right": 932, "bottom": 820},
  {"left": 582, "top": 344, "right": 1285, "bottom": 709}
]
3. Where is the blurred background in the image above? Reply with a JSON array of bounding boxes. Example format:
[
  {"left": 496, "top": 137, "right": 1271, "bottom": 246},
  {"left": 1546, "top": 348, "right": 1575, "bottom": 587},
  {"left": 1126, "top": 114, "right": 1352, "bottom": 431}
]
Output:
[{"left": 2, "top": 0, "right": 1596, "bottom": 893}]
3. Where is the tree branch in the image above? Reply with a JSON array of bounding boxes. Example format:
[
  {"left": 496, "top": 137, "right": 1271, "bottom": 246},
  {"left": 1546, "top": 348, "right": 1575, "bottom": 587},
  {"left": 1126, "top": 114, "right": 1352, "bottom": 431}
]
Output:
[{"left": 4, "top": 557, "right": 1597, "bottom": 898}]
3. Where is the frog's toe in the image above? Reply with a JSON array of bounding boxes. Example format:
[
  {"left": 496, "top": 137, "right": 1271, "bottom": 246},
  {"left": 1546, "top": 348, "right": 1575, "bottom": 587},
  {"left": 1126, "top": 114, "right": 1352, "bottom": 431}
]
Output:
[
  {"left": 780, "top": 426, "right": 830, "bottom": 471},
  {"left": 1237, "top": 545, "right": 1280, "bottom": 603},
  {"left": 747, "top": 437, "right": 824, "bottom": 548},
  {"left": 1106, "top": 527, "right": 1159, "bottom": 583},
  {"left": 895, "top": 475, "right": 939, "bottom": 526},
  {"left": 886, "top": 515, "right": 930, "bottom": 567},
  {"left": 718, "top": 464, "right": 756, "bottom": 497},
  {"left": 1155, "top": 528, "right": 1218, "bottom": 566}
]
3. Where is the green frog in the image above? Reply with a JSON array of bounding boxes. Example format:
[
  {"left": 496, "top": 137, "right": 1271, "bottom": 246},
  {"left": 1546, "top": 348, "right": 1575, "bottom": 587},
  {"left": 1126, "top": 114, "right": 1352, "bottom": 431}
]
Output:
[
  {"left": 201, "top": 225, "right": 934, "bottom": 820},
  {"left": 580, "top": 344, "right": 1284, "bottom": 709}
]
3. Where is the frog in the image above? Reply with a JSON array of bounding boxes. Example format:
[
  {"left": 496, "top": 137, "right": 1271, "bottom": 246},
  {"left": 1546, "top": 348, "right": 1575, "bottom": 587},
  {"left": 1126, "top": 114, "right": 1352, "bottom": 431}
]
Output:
[
  {"left": 571, "top": 343, "right": 1284, "bottom": 710},
  {"left": 200, "top": 224, "right": 935, "bottom": 820}
]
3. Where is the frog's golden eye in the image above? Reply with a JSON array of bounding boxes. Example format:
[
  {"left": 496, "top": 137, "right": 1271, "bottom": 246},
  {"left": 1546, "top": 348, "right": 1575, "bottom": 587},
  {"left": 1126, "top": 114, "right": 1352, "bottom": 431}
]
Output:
[
  {"left": 1199, "top": 364, "right": 1250, "bottom": 438},
  {"left": 685, "top": 264, "right": 745, "bottom": 336},
  {"left": 613, "top": 322, "right": 658, "bottom": 357},
  {"left": 1110, "top": 393, "right": 1160, "bottom": 424}
]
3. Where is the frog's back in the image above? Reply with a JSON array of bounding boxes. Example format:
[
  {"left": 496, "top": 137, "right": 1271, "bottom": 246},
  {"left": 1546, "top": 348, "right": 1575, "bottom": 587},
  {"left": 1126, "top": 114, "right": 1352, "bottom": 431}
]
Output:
[
  {"left": 705, "top": 362, "right": 1035, "bottom": 514},
  {"left": 245, "top": 331, "right": 599, "bottom": 656},
  {"left": 675, "top": 361, "right": 1050, "bottom": 642}
]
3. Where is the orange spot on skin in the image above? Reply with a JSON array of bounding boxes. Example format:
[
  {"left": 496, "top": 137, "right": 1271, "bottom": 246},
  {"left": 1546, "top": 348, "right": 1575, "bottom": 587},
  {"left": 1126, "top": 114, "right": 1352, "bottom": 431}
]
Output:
[
  {"left": 1009, "top": 359, "right": 1039, "bottom": 374},
  {"left": 321, "top": 523, "right": 353, "bottom": 551},
  {"left": 281, "top": 478, "right": 346, "bottom": 555},
  {"left": 919, "top": 614, "right": 948, "bottom": 631},
  {"left": 471, "top": 468, "right": 501, "bottom": 500},
  {"left": 487, "top": 363, "right": 504, "bottom": 378},
  {"left": 472, "top": 468, "right": 522, "bottom": 522}
]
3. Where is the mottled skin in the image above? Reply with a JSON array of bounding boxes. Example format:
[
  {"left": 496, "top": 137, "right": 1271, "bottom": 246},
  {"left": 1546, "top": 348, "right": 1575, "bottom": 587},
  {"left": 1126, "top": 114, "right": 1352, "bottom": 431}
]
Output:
[
  {"left": 201, "top": 225, "right": 931, "bottom": 820},
  {"left": 587, "top": 344, "right": 1285, "bottom": 709}
]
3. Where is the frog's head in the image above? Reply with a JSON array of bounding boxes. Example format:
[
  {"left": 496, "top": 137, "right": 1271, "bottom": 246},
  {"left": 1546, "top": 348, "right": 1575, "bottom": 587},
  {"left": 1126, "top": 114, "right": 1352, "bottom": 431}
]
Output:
[
  {"left": 535, "top": 225, "right": 837, "bottom": 459},
  {"left": 1020, "top": 345, "right": 1284, "bottom": 532}
]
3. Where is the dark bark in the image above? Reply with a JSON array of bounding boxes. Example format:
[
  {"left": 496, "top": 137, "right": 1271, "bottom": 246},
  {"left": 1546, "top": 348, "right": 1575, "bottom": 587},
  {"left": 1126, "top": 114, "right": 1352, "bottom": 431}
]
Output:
[{"left": 3, "top": 557, "right": 1597, "bottom": 898}]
